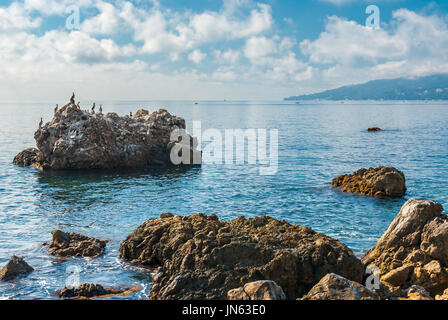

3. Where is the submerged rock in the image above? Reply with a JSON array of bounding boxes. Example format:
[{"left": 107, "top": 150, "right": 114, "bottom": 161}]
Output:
[
  {"left": 228, "top": 280, "right": 286, "bottom": 300},
  {"left": 362, "top": 199, "right": 448, "bottom": 296},
  {"left": 0, "top": 256, "right": 34, "bottom": 281},
  {"left": 56, "top": 283, "right": 125, "bottom": 299},
  {"left": 48, "top": 230, "right": 106, "bottom": 258},
  {"left": 332, "top": 166, "right": 406, "bottom": 198},
  {"left": 119, "top": 213, "right": 364, "bottom": 300},
  {"left": 14, "top": 96, "right": 201, "bottom": 170},
  {"left": 302, "top": 273, "right": 380, "bottom": 300}
]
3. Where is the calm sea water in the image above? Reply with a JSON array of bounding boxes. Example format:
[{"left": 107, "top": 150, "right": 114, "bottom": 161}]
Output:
[{"left": 0, "top": 100, "right": 447, "bottom": 299}]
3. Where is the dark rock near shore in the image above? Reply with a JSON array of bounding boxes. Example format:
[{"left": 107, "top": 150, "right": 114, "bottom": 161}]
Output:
[
  {"left": 302, "top": 273, "right": 380, "bottom": 300},
  {"left": 14, "top": 97, "right": 201, "bottom": 170},
  {"left": 48, "top": 230, "right": 106, "bottom": 258},
  {"left": 119, "top": 213, "right": 364, "bottom": 300},
  {"left": 13, "top": 148, "right": 41, "bottom": 167},
  {"left": 362, "top": 199, "right": 448, "bottom": 296},
  {"left": 0, "top": 256, "right": 34, "bottom": 281},
  {"left": 332, "top": 166, "right": 406, "bottom": 198},
  {"left": 367, "top": 127, "right": 382, "bottom": 132},
  {"left": 56, "top": 283, "right": 124, "bottom": 299}
]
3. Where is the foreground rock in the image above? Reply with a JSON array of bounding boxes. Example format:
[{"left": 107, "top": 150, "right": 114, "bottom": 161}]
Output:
[
  {"left": 362, "top": 199, "right": 448, "bottom": 296},
  {"left": 302, "top": 273, "right": 380, "bottom": 300},
  {"left": 13, "top": 148, "right": 41, "bottom": 167},
  {"left": 332, "top": 166, "right": 406, "bottom": 198},
  {"left": 0, "top": 256, "right": 34, "bottom": 281},
  {"left": 48, "top": 230, "right": 106, "bottom": 258},
  {"left": 14, "top": 96, "right": 201, "bottom": 170},
  {"left": 56, "top": 283, "right": 125, "bottom": 299},
  {"left": 228, "top": 280, "right": 286, "bottom": 300},
  {"left": 120, "top": 213, "right": 364, "bottom": 300}
]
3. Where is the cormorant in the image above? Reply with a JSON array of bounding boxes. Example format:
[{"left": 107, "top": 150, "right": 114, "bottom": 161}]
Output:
[
  {"left": 70, "top": 93, "right": 75, "bottom": 104},
  {"left": 39, "top": 118, "right": 43, "bottom": 128},
  {"left": 91, "top": 103, "right": 96, "bottom": 114}
]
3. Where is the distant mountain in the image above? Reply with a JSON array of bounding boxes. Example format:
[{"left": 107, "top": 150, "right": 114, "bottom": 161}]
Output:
[{"left": 285, "top": 74, "right": 448, "bottom": 101}]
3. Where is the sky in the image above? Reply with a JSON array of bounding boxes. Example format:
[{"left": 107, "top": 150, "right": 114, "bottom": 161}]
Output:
[{"left": 1, "top": 0, "right": 448, "bottom": 101}]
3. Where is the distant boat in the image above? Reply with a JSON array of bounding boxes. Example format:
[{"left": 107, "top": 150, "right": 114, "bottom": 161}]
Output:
[{"left": 194, "top": 102, "right": 199, "bottom": 105}]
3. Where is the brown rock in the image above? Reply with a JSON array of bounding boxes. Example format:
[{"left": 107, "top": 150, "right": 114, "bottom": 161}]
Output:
[
  {"left": 56, "top": 283, "right": 125, "bottom": 299},
  {"left": 302, "top": 273, "right": 380, "bottom": 300},
  {"left": 367, "top": 127, "right": 382, "bottom": 132},
  {"left": 362, "top": 199, "right": 448, "bottom": 296},
  {"left": 228, "top": 280, "right": 285, "bottom": 300},
  {"left": 119, "top": 214, "right": 364, "bottom": 300},
  {"left": 380, "top": 265, "right": 413, "bottom": 287},
  {"left": 13, "top": 148, "right": 41, "bottom": 167},
  {"left": 14, "top": 98, "right": 201, "bottom": 170},
  {"left": 332, "top": 166, "right": 406, "bottom": 198},
  {"left": 0, "top": 256, "right": 34, "bottom": 281},
  {"left": 48, "top": 230, "right": 106, "bottom": 258},
  {"left": 228, "top": 287, "right": 250, "bottom": 300},
  {"left": 435, "top": 288, "right": 448, "bottom": 300}
]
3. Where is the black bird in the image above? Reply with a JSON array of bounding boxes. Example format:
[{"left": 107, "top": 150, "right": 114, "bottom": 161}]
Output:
[
  {"left": 39, "top": 118, "right": 43, "bottom": 128},
  {"left": 91, "top": 103, "right": 96, "bottom": 114},
  {"left": 70, "top": 93, "right": 75, "bottom": 104}
]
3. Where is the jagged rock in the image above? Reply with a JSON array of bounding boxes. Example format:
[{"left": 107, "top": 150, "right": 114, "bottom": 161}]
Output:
[
  {"left": 119, "top": 214, "right": 364, "bottom": 300},
  {"left": 362, "top": 199, "right": 448, "bottom": 296},
  {"left": 14, "top": 97, "right": 201, "bottom": 170},
  {"left": 228, "top": 280, "right": 286, "bottom": 300},
  {"left": 332, "top": 166, "right": 406, "bottom": 198},
  {"left": 302, "top": 273, "right": 380, "bottom": 300},
  {"left": 13, "top": 148, "right": 41, "bottom": 167},
  {"left": 56, "top": 283, "right": 125, "bottom": 299},
  {"left": 435, "top": 288, "right": 448, "bottom": 300},
  {"left": 367, "top": 127, "right": 382, "bottom": 132},
  {"left": 402, "top": 285, "right": 432, "bottom": 300},
  {"left": 0, "top": 256, "right": 34, "bottom": 281},
  {"left": 48, "top": 230, "right": 106, "bottom": 258},
  {"left": 380, "top": 265, "right": 414, "bottom": 287}
]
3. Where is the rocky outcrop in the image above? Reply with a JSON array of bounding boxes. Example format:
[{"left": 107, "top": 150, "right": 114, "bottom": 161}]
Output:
[
  {"left": 367, "top": 127, "right": 382, "bottom": 132},
  {"left": 362, "top": 199, "right": 448, "bottom": 296},
  {"left": 332, "top": 166, "right": 406, "bottom": 198},
  {"left": 302, "top": 273, "right": 380, "bottom": 300},
  {"left": 0, "top": 256, "right": 34, "bottom": 281},
  {"left": 48, "top": 230, "right": 106, "bottom": 258},
  {"left": 119, "top": 213, "right": 364, "bottom": 300},
  {"left": 13, "top": 148, "right": 41, "bottom": 167},
  {"left": 56, "top": 283, "right": 125, "bottom": 299},
  {"left": 228, "top": 280, "right": 286, "bottom": 300},
  {"left": 14, "top": 96, "right": 201, "bottom": 170}
]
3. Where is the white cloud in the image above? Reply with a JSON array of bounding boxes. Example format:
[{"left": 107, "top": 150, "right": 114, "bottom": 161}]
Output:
[
  {"left": 188, "top": 50, "right": 207, "bottom": 64},
  {"left": 244, "top": 36, "right": 276, "bottom": 59},
  {"left": 0, "top": 2, "right": 41, "bottom": 31}
]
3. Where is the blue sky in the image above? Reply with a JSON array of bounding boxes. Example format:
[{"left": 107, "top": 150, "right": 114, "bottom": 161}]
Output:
[{"left": 1, "top": 0, "right": 448, "bottom": 100}]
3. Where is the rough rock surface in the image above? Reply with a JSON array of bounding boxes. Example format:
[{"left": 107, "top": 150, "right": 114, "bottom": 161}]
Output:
[
  {"left": 13, "top": 148, "right": 41, "bottom": 167},
  {"left": 0, "top": 256, "right": 34, "bottom": 281},
  {"left": 302, "top": 273, "right": 380, "bottom": 300},
  {"left": 119, "top": 213, "right": 364, "bottom": 300},
  {"left": 362, "top": 199, "right": 448, "bottom": 296},
  {"left": 332, "top": 166, "right": 406, "bottom": 198},
  {"left": 56, "top": 283, "right": 124, "bottom": 298},
  {"left": 228, "top": 280, "right": 286, "bottom": 300},
  {"left": 14, "top": 98, "right": 201, "bottom": 170},
  {"left": 48, "top": 230, "right": 106, "bottom": 258}
]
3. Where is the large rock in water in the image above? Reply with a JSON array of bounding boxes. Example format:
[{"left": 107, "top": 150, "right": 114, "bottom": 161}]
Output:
[
  {"left": 119, "top": 213, "right": 364, "bottom": 300},
  {"left": 48, "top": 230, "right": 106, "bottom": 258},
  {"left": 332, "top": 166, "right": 406, "bottom": 198},
  {"left": 14, "top": 99, "right": 201, "bottom": 170},
  {"left": 0, "top": 256, "right": 34, "bottom": 281},
  {"left": 302, "top": 273, "right": 380, "bottom": 300},
  {"left": 362, "top": 199, "right": 448, "bottom": 296}
]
